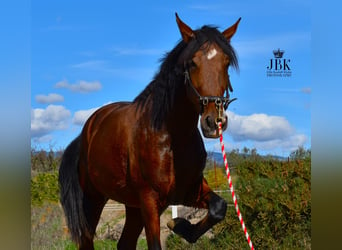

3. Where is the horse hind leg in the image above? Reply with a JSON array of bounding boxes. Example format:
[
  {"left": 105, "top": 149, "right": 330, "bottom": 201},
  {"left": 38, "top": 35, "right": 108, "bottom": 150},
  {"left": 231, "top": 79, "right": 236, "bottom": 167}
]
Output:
[
  {"left": 117, "top": 206, "right": 144, "bottom": 250},
  {"left": 79, "top": 193, "right": 107, "bottom": 250}
]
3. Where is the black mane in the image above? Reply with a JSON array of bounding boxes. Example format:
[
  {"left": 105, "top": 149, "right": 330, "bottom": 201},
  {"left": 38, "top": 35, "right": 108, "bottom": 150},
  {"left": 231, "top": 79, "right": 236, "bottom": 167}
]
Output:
[{"left": 133, "top": 25, "right": 239, "bottom": 129}]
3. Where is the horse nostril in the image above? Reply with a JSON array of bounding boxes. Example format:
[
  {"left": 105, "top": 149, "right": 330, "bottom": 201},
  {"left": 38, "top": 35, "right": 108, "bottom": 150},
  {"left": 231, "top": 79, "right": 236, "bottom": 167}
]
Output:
[{"left": 205, "top": 115, "right": 216, "bottom": 129}]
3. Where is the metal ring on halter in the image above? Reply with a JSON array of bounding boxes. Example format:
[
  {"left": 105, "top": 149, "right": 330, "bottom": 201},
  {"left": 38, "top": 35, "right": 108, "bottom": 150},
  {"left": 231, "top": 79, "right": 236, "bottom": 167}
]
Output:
[
  {"left": 215, "top": 116, "right": 223, "bottom": 126},
  {"left": 215, "top": 98, "right": 222, "bottom": 107},
  {"left": 215, "top": 98, "right": 223, "bottom": 125},
  {"left": 202, "top": 97, "right": 209, "bottom": 106}
]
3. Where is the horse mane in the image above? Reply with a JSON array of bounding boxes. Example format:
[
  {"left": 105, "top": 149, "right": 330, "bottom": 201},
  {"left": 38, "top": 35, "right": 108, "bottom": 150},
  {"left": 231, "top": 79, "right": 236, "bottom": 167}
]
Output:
[{"left": 133, "top": 25, "right": 239, "bottom": 129}]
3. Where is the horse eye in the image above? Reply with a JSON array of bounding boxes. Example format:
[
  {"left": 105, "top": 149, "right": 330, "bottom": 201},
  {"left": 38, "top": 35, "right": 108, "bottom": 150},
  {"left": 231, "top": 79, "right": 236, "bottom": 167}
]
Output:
[{"left": 189, "top": 60, "right": 197, "bottom": 68}]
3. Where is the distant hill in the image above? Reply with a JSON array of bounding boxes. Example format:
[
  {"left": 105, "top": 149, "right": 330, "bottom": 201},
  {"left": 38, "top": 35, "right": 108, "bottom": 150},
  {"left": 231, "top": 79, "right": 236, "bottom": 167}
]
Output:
[
  {"left": 207, "top": 152, "right": 225, "bottom": 164},
  {"left": 206, "top": 151, "right": 287, "bottom": 164}
]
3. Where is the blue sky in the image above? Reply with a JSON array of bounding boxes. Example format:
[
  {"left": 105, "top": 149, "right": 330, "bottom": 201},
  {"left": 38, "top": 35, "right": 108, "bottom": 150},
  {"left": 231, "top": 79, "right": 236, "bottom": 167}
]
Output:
[{"left": 31, "top": 0, "right": 311, "bottom": 156}]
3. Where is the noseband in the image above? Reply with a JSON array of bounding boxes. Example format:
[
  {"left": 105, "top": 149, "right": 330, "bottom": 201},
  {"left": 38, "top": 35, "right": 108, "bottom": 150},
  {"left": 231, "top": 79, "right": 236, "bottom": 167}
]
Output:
[{"left": 184, "top": 68, "right": 237, "bottom": 115}]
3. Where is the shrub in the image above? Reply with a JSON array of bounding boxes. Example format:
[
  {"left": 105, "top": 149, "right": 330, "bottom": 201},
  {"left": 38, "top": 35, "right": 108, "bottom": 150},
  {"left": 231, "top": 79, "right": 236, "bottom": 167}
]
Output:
[
  {"left": 166, "top": 148, "right": 311, "bottom": 249},
  {"left": 217, "top": 158, "right": 311, "bottom": 249},
  {"left": 31, "top": 171, "right": 60, "bottom": 206}
]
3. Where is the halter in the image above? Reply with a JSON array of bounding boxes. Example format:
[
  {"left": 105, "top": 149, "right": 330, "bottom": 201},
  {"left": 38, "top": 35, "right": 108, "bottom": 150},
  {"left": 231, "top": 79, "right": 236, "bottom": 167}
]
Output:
[{"left": 184, "top": 68, "right": 237, "bottom": 115}]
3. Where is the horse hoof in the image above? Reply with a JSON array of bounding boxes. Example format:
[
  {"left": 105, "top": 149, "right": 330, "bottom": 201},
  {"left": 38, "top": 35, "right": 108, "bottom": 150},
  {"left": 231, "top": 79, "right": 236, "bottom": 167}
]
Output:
[
  {"left": 166, "top": 219, "right": 176, "bottom": 230},
  {"left": 167, "top": 217, "right": 189, "bottom": 230},
  {"left": 167, "top": 218, "right": 197, "bottom": 243}
]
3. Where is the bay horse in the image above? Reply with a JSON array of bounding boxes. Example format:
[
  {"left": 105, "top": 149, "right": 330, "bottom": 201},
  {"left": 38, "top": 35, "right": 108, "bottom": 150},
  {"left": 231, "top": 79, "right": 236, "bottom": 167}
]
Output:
[{"left": 59, "top": 13, "right": 241, "bottom": 250}]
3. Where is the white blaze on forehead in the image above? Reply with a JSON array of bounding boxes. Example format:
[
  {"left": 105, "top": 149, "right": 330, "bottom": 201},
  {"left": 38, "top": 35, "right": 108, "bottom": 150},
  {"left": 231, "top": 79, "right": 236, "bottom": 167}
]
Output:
[{"left": 207, "top": 48, "right": 217, "bottom": 60}]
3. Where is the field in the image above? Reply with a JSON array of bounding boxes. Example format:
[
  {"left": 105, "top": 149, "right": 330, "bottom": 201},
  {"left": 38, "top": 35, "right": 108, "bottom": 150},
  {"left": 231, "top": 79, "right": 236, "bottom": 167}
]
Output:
[{"left": 31, "top": 147, "right": 311, "bottom": 249}]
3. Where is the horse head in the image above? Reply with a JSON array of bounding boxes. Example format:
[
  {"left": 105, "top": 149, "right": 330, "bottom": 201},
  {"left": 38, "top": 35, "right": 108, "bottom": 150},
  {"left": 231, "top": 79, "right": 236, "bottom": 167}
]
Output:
[{"left": 176, "top": 13, "right": 240, "bottom": 138}]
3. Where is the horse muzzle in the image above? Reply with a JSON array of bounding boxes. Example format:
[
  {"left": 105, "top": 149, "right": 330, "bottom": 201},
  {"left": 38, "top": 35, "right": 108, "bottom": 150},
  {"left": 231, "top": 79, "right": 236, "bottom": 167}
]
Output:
[{"left": 200, "top": 112, "right": 228, "bottom": 138}]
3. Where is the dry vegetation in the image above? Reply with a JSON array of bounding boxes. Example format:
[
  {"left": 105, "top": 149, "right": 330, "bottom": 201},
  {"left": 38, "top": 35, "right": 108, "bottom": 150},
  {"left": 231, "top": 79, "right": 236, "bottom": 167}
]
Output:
[{"left": 31, "top": 147, "right": 311, "bottom": 249}]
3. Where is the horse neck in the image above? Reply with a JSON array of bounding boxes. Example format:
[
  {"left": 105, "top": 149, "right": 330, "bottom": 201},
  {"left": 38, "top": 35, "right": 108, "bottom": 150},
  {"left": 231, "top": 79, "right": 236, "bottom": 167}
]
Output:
[{"left": 166, "top": 87, "right": 199, "bottom": 139}]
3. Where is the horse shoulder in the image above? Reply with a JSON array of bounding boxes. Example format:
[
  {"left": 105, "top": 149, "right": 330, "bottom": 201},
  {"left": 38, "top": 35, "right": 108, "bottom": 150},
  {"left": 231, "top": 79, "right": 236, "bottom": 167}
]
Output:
[{"left": 130, "top": 122, "right": 175, "bottom": 198}]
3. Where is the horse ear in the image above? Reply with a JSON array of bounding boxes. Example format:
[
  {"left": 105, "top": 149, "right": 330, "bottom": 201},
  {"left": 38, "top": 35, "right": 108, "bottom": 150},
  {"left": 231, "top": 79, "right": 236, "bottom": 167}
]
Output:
[
  {"left": 175, "top": 13, "right": 195, "bottom": 43},
  {"left": 222, "top": 17, "right": 241, "bottom": 41}
]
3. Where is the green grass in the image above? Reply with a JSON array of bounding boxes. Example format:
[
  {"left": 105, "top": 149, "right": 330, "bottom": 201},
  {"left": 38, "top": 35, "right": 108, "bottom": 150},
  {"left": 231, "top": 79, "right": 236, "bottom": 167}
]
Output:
[
  {"left": 61, "top": 239, "right": 117, "bottom": 250},
  {"left": 61, "top": 238, "right": 147, "bottom": 250}
]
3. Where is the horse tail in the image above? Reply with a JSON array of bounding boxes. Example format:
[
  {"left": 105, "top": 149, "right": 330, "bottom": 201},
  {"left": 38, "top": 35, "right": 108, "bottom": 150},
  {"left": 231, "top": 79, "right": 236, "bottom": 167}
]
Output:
[{"left": 58, "top": 135, "right": 91, "bottom": 245}]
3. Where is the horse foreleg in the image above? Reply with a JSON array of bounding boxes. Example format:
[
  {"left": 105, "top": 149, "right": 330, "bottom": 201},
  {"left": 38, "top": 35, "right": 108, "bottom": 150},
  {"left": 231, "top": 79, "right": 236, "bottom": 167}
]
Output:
[
  {"left": 140, "top": 192, "right": 162, "bottom": 250},
  {"left": 167, "top": 187, "right": 227, "bottom": 243}
]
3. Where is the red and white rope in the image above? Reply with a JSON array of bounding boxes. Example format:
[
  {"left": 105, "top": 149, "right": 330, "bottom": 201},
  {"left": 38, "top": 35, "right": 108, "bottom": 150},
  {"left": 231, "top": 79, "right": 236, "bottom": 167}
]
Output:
[{"left": 217, "top": 122, "right": 254, "bottom": 250}]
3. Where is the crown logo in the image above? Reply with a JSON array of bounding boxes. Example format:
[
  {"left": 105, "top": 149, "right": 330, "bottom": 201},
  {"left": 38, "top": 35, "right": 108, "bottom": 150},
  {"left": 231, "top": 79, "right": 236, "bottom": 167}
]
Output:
[{"left": 273, "top": 48, "right": 284, "bottom": 58}]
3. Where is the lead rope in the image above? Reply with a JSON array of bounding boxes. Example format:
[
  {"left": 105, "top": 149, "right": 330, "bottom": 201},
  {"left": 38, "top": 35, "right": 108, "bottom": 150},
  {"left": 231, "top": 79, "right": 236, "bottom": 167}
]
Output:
[{"left": 217, "top": 121, "right": 255, "bottom": 250}]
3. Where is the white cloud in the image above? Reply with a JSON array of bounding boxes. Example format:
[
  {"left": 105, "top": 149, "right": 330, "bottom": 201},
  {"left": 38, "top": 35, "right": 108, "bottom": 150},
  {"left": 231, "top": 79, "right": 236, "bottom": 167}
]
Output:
[
  {"left": 32, "top": 134, "right": 54, "bottom": 144},
  {"left": 72, "top": 102, "right": 114, "bottom": 126},
  {"left": 205, "top": 111, "right": 309, "bottom": 155},
  {"left": 35, "top": 93, "right": 64, "bottom": 104},
  {"left": 227, "top": 111, "right": 294, "bottom": 142},
  {"left": 73, "top": 107, "right": 99, "bottom": 126},
  {"left": 253, "top": 134, "right": 307, "bottom": 152},
  {"left": 55, "top": 80, "right": 102, "bottom": 93},
  {"left": 31, "top": 105, "right": 71, "bottom": 138}
]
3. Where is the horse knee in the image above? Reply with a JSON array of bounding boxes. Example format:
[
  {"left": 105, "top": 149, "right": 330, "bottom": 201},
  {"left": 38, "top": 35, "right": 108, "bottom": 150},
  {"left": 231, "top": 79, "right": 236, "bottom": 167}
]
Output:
[{"left": 209, "top": 194, "right": 227, "bottom": 222}]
